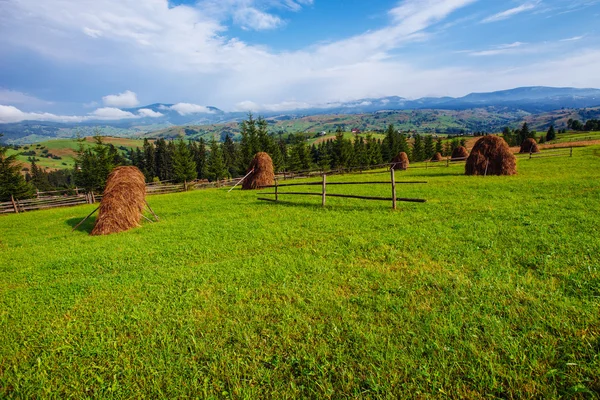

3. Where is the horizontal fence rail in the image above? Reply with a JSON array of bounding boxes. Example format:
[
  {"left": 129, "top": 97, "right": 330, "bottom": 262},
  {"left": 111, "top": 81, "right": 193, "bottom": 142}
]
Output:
[{"left": 257, "top": 170, "right": 427, "bottom": 209}]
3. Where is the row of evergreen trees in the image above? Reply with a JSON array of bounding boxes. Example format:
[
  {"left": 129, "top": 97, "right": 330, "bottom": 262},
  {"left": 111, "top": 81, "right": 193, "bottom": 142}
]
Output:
[{"left": 2, "top": 117, "right": 471, "bottom": 198}]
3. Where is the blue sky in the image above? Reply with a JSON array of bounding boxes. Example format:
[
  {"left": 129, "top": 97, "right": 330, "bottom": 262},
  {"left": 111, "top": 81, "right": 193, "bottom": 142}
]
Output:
[{"left": 0, "top": 0, "right": 599, "bottom": 123}]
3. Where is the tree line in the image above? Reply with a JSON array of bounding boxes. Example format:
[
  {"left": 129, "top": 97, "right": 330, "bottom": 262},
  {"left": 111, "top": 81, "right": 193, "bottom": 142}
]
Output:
[{"left": 2, "top": 115, "right": 472, "bottom": 199}]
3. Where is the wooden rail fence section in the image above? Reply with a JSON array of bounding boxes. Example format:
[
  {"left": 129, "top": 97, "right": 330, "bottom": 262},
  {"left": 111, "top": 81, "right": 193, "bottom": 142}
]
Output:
[{"left": 258, "top": 170, "right": 427, "bottom": 209}]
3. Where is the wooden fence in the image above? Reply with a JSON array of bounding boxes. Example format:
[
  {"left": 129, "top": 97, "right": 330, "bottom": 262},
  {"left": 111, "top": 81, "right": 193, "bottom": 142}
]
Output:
[{"left": 257, "top": 169, "right": 427, "bottom": 209}]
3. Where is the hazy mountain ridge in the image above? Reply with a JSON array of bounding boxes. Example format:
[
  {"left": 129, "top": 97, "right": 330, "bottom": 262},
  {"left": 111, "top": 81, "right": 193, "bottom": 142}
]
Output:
[{"left": 2, "top": 87, "right": 600, "bottom": 144}]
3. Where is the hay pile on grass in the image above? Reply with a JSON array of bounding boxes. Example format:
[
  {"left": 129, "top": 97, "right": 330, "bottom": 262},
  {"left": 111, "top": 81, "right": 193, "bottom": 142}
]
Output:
[
  {"left": 91, "top": 166, "right": 146, "bottom": 236},
  {"left": 519, "top": 138, "right": 540, "bottom": 154},
  {"left": 431, "top": 152, "right": 443, "bottom": 162},
  {"left": 242, "top": 152, "right": 274, "bottom": 190},
  {"left": 451, "top": 146, "right": 469, "bottom": 160},
  {"left": 465, "top": 135, "right": 517, "bottom": 176},
  {"left": 391, "top": 152, "right": 409, "bottom": 170}
]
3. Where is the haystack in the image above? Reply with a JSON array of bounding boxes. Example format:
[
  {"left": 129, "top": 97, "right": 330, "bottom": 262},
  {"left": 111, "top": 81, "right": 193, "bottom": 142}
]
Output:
[
  {"left": 91, "top": 166, "right": 146, "bottom": 236},
  {"left": 465, "top": 136, "right": 517, "bottom": 176},
  {"left": 519, "top": 138, "right": 540, "bottom": 154},
  {"left": 242, "top": 152, "right": 274, "bottom": 190},
  {"left": 431, "top": 152, "right": 443, "bottom": 162},
  {"left": 451, "top": 146, "right": 469, "bottom": 160},
  {"left": 391, "top": 152, "right": 409, "bottom": 170}
]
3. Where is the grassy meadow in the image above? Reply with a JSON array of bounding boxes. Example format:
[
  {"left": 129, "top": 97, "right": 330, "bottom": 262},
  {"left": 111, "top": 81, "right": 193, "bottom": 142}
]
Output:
[
  {"left": 0, "top": 147, "right": 599, "bottom": 398},
  {"left": 6, "top": 137, "right": 147, "bottom": 171}
]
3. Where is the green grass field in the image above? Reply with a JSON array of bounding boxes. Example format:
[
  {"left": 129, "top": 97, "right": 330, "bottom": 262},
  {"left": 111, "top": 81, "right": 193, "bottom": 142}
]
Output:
[
  {"left": 6, "top": 137, "right": 147, "bottom": 171},
  {"left": 549, "top": 131, "right": 600, "bottom": 145},
  {"left": 1, "top": 147, "right": 599, "bottom": 398}
]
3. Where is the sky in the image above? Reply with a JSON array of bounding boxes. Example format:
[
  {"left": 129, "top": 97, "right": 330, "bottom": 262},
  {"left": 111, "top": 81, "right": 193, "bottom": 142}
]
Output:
[{"left": 0, "top": 0, "right": 599, "bottom": 123}]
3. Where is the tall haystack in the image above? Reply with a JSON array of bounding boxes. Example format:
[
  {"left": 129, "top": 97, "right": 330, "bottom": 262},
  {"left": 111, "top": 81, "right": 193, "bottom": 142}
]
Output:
[
  {"left": 391, "top": 152, "right": 409, "bottom": 170},
  {"left": 431, "top": 152, "right": 443, "bottom": 162},
  {"left": 520, "top": 138, "right": 540, "bottom": 154},
  {"left": 451, "top": 146, "right": 469, "bottom": 160},
  {"left": 465, "top": 136, "right": 517, "bottom": 176},
  {"left": 91, "top": 166, "right": 146, "bottom": 236},
  {"left": 242, "top": 152, "right": 274, "bottom": 190}
]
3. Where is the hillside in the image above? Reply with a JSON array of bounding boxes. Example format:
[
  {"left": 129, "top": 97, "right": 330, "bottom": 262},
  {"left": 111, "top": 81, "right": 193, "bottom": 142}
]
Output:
[
  {"left": 1, "top": 148, "right": 599, "bottom": 397},
  {"left": 3, "top": 86, "right": 600, "bottom": 144},
  {"left": 5, "top": 137, "right": 147, "bottom": 171}
]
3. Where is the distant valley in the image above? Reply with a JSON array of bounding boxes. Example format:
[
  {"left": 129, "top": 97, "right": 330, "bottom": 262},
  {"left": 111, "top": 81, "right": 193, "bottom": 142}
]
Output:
[{"left": 2, "top": 86, "right": 600, "bottom": 144}]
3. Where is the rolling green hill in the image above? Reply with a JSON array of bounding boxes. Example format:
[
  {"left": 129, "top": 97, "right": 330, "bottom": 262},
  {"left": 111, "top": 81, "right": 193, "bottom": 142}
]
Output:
[
  {"left": 5, "top": 137, "right": 148, "bottom": 171},
  {"left": 1, "top": 147, "right": 599, "bottom": 397}
]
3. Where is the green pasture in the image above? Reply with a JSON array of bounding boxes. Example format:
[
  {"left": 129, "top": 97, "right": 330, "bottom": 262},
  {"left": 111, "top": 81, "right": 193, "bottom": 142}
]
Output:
[
  {"left": 1, "top": 147, "right": 599, "bottom": 398},
  {"left": 6, "top": 137, "right": 147, "bottom": 171},
  {"left": 550, "top": 131, "right": 600, "bottom": 145}
]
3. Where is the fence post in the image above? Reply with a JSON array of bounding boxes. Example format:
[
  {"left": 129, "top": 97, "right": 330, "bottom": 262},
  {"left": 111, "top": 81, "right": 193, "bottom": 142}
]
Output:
[
  {"left": 275, "top": 179, "right": 279, "bottom": 202},
  {"left": 184, "top": 180, "right": 188, "bottom": 192},
  {"left": 391, "top": 168, "right": 397, "bottom": 210},
  {"left": 529, "top": 149, "right": 532, "bottom": 159},
  {"left": 75, "top": 187, "right": 79, "bottom": 196},
  {"left": 91, "top": 191, "right": 96, "bottom": 204},
  {"left": 10, "top": 195, "right": 19, "bottom": 214},
  {"left": 321, "top": 174, "right": 326, "bottom": 207},
  {"left": 570, "top": 147, "right": 573, "bottom": 157},
  {"left": 36, "top": 189, "right": 40, "bottom": 199}
]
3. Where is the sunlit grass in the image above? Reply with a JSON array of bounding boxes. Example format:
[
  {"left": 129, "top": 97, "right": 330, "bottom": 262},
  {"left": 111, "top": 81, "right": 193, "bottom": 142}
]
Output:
[{"left": 1, "top": 146, "right": 599, "bottom": 397}]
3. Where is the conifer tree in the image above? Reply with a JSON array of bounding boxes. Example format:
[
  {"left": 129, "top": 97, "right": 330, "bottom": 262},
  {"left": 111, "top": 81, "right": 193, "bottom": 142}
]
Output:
[
  {"left": 423, "top": 135, "right": 435, "bottom": 160},
  {"left": 222, "top": 134, "right": 238, "bottom": 177},
  {"left": 546, "top": 125, "right": 556, "bottom": 141},
  {"left": 412, "top": 134, "right": 424, "bottom": 162},
  {"left": 207, "top": 138, "right": 227, "bottom": 182},
  {"left": 0, "top": 139, "right": 34, "bottom": 201},
  {"left": 172, "top": 138, "right": 197, "bottom": 183}
]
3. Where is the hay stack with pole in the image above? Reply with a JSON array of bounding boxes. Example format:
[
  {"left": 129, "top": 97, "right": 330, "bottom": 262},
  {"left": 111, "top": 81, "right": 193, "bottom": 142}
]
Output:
[
  {"left": 242, "top": 152, "right": 274, "bottom": 190},
  {"left": 391, "top": 152, "right": 409, "bottom": 170},
  {"left": 519, "top": 138, "right": 540, "bottom": 154},
  {"left": 90, "top": 166, "right": 147, "bottom": 236},
  {"left": 465, "top": 136, "right": 517, "bottom": 176},
  {"left": 451, "top": 146, "right": 469, "bottom": 160},
  {"left": 431, "top": 152, "right": 443, "bottom": 162}
]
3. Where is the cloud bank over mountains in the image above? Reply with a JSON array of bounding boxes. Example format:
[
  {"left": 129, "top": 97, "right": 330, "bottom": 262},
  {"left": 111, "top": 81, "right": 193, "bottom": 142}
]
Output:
[{"left": 0, "top": 0, "right": 599, "bottom": 118}]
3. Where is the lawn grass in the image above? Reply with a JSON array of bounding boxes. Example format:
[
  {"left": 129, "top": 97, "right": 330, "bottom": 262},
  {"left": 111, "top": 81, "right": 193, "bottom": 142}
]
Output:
[{"left": 0, "top": 147, "right": 599, "bottom": 398}]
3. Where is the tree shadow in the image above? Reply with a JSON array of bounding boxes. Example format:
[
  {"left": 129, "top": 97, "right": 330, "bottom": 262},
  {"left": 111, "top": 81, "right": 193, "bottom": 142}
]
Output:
[{"left": 65, "top": 216, "right": 97, "bottom": 234}]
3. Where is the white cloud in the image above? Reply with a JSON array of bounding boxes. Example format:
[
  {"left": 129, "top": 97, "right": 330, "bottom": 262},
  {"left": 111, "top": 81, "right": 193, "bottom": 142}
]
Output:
[
  {"left": 0, "top": 89, "right": 53, "bottom": 107},
  {"left": 102, "top": 90, "right": 140, "bottom": 107},
  {"left": 1, "top": 0, "right": 598, "bottom": 113},
  {"left": 482, "top": 2, "right": 539, "bottom": 23},
  {"left": 0, "top": 105, "right": 163, "bottom": 123},
  {"left": 83, "top": 27, "right": 102, "bottom": 38},
  {"left": 560, "top": 35, "right": 585, "bottom": 42},
  {"left": 169, "top": 103, "right": 214, "bottom": 115},
  {"left": 89, "top": 107, "right": 137, "bottom": 119},
  {"left": 137, "top": 108, "right": 164, "bottom": 117},
  {"left": 0, "top": 105, "right": 85, "bottom": 123},
  {"left": 469, "top": 41, "right": 526, "bottom": 56},
  {"left": 234, "top": 8, "right": 283, "bottom": 30}
]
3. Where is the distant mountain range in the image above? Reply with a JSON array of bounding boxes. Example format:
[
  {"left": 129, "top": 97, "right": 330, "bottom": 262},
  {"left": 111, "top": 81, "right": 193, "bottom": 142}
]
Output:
[{"left": 2, "top": 86, "right": 600, "bottom": 144}]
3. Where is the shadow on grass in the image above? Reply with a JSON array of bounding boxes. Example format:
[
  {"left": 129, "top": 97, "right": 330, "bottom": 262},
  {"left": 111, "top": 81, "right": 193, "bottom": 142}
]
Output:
[
  {"left": 253, "top": 197, "right": 416, "bottom": 212},
  {"left": 65, "top": 216, "right": 97, "bottom": 234}
]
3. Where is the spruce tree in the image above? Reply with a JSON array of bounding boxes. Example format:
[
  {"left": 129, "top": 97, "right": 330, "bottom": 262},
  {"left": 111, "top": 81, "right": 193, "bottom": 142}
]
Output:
[
  {"left": 423, "top": 135, "right": 435, "bottom": 160},
  {"left": 207, "top": 139, "right": 227, "bottom": 182},
  {"left": 546, "top": 125, "right": 556, "bottom": 141},
  {"left": 435, "top": 137, "right": 443, "bottom": 155},
  {"left": 222, "top": 134, "right": 239, "bottom": 177},
  {"left": 30, "top": 160, "right": 53, "bottom": 192},
  {"left": 172, "top": 138, "right": 197, "bottom": 183},
  {"left": 0, "top": 142, "right": 34, "bottom": 201},
  {"left": 411, "top": 134, "right": 424, "bottom": 162}
]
